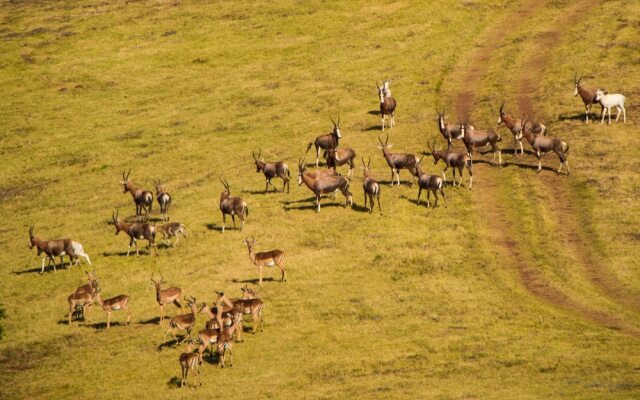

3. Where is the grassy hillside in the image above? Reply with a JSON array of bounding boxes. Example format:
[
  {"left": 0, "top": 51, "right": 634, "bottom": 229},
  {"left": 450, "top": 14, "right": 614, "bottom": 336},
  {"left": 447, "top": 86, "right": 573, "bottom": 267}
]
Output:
[{"left": 1, "top": 1, "right": 638, "bottom": 399}]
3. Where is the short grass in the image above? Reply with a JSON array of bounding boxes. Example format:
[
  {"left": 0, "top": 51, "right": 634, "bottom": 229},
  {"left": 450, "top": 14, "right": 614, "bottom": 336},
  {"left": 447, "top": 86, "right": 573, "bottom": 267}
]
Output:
[{"left": 0, "top": 1, "right": 639, "bottom": 399}]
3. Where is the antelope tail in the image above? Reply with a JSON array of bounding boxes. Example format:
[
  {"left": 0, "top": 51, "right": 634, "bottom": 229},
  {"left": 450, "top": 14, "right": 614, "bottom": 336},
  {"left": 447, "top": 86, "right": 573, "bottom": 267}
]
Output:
[
  {"left": 496, "top": 134, "right": 502, "bottom": 142},
  {"left": 563, "top": 142, "right": 569, "bottom": 154},
  {"left": 244, "top": 204, "right": 249, "bottom": 217}
]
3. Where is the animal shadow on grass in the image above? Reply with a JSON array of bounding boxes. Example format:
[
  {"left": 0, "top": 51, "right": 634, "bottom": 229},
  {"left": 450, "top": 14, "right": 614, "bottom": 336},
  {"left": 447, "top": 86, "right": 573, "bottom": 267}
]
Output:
[
  {"left": 159, "top": 338, "right": 182, "bottom": 350},
  {"left": 351, "top": 203, "right": 371, "bottom": 213},
  {"left": 283, "top": 202, "right": 345, "bottom": 212},
  {"left": 558, "top": 112, "right": 595, "bottom": 121},
  {"left": 205, "top": 223, "right": 223, "bottom": 232},
  {"left": 86, "top": 322, "right": 112, "bottom": 330},
  {"left": 242, "top": 189, "right": 282, "bottom": 195},
  {"left": 102, "top": 250, "right": 153, "bottom": 257},
  {"left": 501, "top": 148, "right": 535, "bottom": 157},
  {"left": 501, "top": 159, "right": 557, "bottom": 173},
  {"left": 378, "top": 180, "right": 413, "bottom": 187},
  {"left": 12, "top": 265, "right": 63, "bottom": 275},
  {"left": 167, "top": 376, "right": 182, "bottom": 389},
  {"left": 368, "top": 110, "right": 381, "bottom": 116},
  {"left": 139, "top": 316, "right": 161, "bottom": 325},
  {"left": 234, "top": 277, "right": 275, "bottom": 284}
]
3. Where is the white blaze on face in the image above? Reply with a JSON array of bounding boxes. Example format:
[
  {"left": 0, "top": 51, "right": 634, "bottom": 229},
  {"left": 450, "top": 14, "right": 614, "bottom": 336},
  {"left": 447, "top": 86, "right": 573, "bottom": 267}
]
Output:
[
  {"left": 336, "top": 128, "right": 341, "bottom": 138},
  {"left": 574, "top": 86, "right": 579, "bottom": 96}
]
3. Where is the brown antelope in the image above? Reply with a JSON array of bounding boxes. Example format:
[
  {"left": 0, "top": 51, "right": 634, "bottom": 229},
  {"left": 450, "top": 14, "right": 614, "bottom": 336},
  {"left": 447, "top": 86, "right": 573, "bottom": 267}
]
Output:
[
  {"left": 215, "top": 309, "right": 242, "bottom": 368},
  {"left": 361, "top": 157, "right": 382, "bottom": 214},
  {"left": 243, "top": 236, "right": 286, "bottom": 285},
  {"left": 521, "top": 119, "right": 570, "bottom": 175},
  {"left": 179, "top": 338, "right": 203, "bottom": 388},
  {"left": 596, "top": 89, "right": 626, "bottom": 125},
  {"left": 460, "top": 122, "right": 502, "bottom": 165},
  {"left": 219, "top": 179, "right": 248, "bottom": 233},
  {"left": 112, "top": 210, "right": 157, "bottom": 256},
  {"left": 228, "top": 286, "right": 264, "bottom": 334},
  {"left": 377, "top": 133, "right": 418, "bottom": 186},
  {"left": 156, "top": 222, "right": 188, "bottom": 247},
  {"left": 297, "top": 157, "right": 353, "bottom": 212},
  {"left": 326, "top": 146, "right": 356, "bottom": 178},
  {"left": 428, "top": 140, "right": 473, "bottom": 189},
  {"left": 197, "top": 292, "right": 235, "bottom": 331},
  {"left": 252, "top": 149, "right": 290, "bottom": 193},
  {"left": 436, "top": 107, "right": 472, "bottom": 150},
  {"left": 67, "top": 289, "right": 98, "bottom": 325},
  {"left": 29, "top": 226, "right": 91, "bottom": 274},
  {"left": 75, "top": 270, "right": 100, "bottom": 296},
  {"left": 574, "top": 72, "right": 606, "bottom": 124},
  {"left": 94, "top": 291, "right": 131, "bottom": 329},
  {"left": 121, "top": 170, "right": 153, "bottom": 221},
  {"left": 155, "top": 182, "right": 172, "bottom": 222},
  {"left": 377, "top": 81, "right": 396, "bottom": 131},
  {"left": 306, "top": 117, "right": 341, "bottom": 167},
  {"left": 150, "top": 272, "right": 183, "bottom": 325},
  {"left": 497, "top": 100, "right": 547, "bottom": 156},
  {"left": 164, "top": 296, "right": 199, "bottom": 343},
  {"left": 412, "top": 158, "right": 447, "bottom": 208}
]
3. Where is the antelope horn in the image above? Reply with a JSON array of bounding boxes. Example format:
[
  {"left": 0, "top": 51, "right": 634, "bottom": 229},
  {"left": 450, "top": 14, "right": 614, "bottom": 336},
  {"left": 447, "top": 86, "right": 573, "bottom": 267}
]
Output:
[
  {"left": 337, "top": 115, "right": 340, "bottom": 126},
  {"left": 367, "top": 156, "right": 371, "bottom": 167},
  {"left": 258, "top": 148, "right": 262, "bottom": 159},
  {"left": 385, "top": 132, "right": 389, "bottom": 145},
  {"left": 376, "top": 81, "right": 381, "bottom": 89},
  {"left": 330, "top": 116, "right": 336, "bottom": 127},
  {"left": 361, "top": 156, "right": 366, "bottom": 167},
  {"left": 252, "top": 150, "right": 257, "bottom": 161},
  {"left": 573, "top": 71, "right": 577, "bottom": 84},
  {"left": 499, "top": 100, "right": 505, "bottom": 113},
  {"left": 377, "top": 134, "right": 384, "bottom": 145}
]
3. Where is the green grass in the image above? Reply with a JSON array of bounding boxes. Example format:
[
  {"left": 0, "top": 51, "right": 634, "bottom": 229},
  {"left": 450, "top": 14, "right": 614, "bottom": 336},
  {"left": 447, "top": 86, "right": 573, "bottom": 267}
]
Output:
[{"left": 0, "top": 1, "right": 639, "bottom": 399}]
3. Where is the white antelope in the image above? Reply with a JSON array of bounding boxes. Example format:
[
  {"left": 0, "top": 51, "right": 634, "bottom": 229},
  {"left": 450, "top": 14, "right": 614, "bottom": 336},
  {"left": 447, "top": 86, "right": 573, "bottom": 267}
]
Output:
[
  {"left": 595, "top": 89, "right": 626, "bottom": 125},
  {"left": 243, "top": 236, "right": 286, "bottom": 285}
]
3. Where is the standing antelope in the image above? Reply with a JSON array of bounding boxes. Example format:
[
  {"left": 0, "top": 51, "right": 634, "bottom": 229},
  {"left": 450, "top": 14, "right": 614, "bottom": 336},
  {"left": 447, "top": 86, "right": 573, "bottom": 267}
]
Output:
[
  {"left": 29, "top": 226, "right": 91, "bottom": 274},
  {"left": 120, "top": 170, "right": 153, "bottom": 221},
  {"left": 377, "top": 133, "right": 418, "bottom": 186},
  {"left": 155, "top": 182, "right": 172, "bottom": 222},
  {"left": 306, "top": 117, "right": 342, "bottom": 167},
  {"left": 460, "top": 122, "right": 502, "bottom": 165},
  {"left": 243, "top": 236, "right": 286, "bottom": 285},
  {"left": 497, "top": 100, "right": 547, "bottom": 156},
  {"left": 94, "top": 291, "right": 131, "bottom": 329},
  {"left": 68, "top": 289, "right": 98, "bottom": 325},
  {"left": 75, "top": 270, "right": 100, "bottom": 296},
  {"left": 326, "top": 146, "right": 356, "bottom": 178},
  {"left": 164, "top": 296, "right": 199, "bottom": 343},
  {"left": 596, "top": 89, "right": 626, "bottom": 125},
  {"left": 381, "top": 79, "right": 392, "bottom": 97},
  {"left": 522, "top": 119, "right": 570, "bottom": 175},
  {"left": 428, "top": 140, "right": 473, "bottom": 189},
  {"left": 215, "top": 309, "right": 242, "bottom": 368},
  {"left": 179, "top": 339, "right": 203, "bottom": 388},
  {"left": 297, "top": 157, "right": 353, "bottom": 212},
  {"left": 219, "top": 179, "right": 248, "bottom": 233},
  {"left": 574, "top": 73, "right": 606, "bottom": 124},
  {"left": 252, "top": 149, "right": 290, "bottom": 193},
  {"left": 150, "top": 272, "right": 183, "bottom": 325},
  {"left": 156, "top": 222, "right": 188, "bottom": 247},
  {"left": 412, "top": 158, "right": 447, "bottom": 208},
  {"left": 112, "top": 210, "right": 157, "bottom": 256},
  {"left": 436, "top": 108, "right": 472, "bottom": 150},
  {"left": 361, "top": 157, "right": 382, "bottom": 214},
  {"left": 377, "top": 81, "right": 396, "bottom": 131},
  {"left": 233, "top": 286, "right": 264, "bottom": 334}
]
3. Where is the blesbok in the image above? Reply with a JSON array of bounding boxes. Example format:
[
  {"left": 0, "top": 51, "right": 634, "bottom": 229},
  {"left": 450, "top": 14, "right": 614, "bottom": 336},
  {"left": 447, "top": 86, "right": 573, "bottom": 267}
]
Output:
[
  {"left": 497, "top": 100, "right": 547, "bottom": 156},
  {"left": 179, "top": 338, "right": 203, "bottom": 388},
  {"left": 252, "top": 149, "right": 290, "bottom": 193},
  {"left": 325, "top": 146, "right": 356, "bottom": 178},
  {"left": 381, "top": 79, "right": 392, "bottom": 97},
  {"left": 112, "top": 210, "right": 157, "bottom": 256},
  {"left": 298, "top": 158, "right": 353, "bottom": 212},
  {"left": 436, "top": 108, "right": 472, "bottom": 150},
  {"left": 306, "top": 117, "right": 342, "bottom": 167},
  {"left": 120, "top": 170, "right": 153, "bottom": 221},
  {"left": 156, "top": 222, "right": 188, "bottom": 247},
  {"left": 411, "top": 158, "right": 447, "bottom": 208},
  {"left": 428, "top": 140, "right": 473, "bottom": 189},
  {"left": 155, "top": 182, "right": 172, "bottom": 222},
  {"left": 377, "top": 81, "right": 396, "bottom": 131},
  {"left": 243, "top": 236, "right": 286, "bottom": 285},
  {"left": 521, "top": 119, "right": 570, "bottom": 175},
  {"left": 67, "top": 289, "right": 98, "bottom": 325},
  {"left": 361, "top": 157, "right": 382, "bottom": 214},
  {"left": 219, "top": 179, "right": 248, "bottom": 233},
  {"left": 164, "top": 296, "right": 199, "bottom": 343},
  {"left": 29, "top": 226, "right": 91, "bottom": 274},
  {"left": 94, "top": 291, "right": 131, "bottom": 329},
  {"left": 573, "top": 72, "right": 606, "bottom": 124},
  {"left": 150, "top": 272, "right": 183, "bottom": 325},
  {"left": 377, "top": 133, "right": 418, "bottom": 186},
  {"left": 596, "top": 89, "right": 626, "bottom": 125},
  {"left": 460, "top": 122, "right": 502, "bottom": 165}
]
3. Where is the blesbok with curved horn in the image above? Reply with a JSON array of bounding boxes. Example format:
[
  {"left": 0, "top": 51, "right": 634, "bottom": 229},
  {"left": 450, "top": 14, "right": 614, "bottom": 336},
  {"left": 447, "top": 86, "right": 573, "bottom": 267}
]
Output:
[
  {"left": 297, "top": 157, "right": 353, "bottom": 213},
  {"left": 243, "top": 236, "right": 286, "bottom": 286},
  {"left": 362, "top": 157, "right": 382, "bottom": 214},
  {"left": 497, "top": 100, "right": 547, "bottom": 156},
  {"left": 427, "top": 140, "right": 473, "bottom": 189},
  {"left": 164, "top": 295, "right": 199, "bottom": 343},
  {"left": 179, "top": 338, "right": 203, "bottom": 388},
  {"left": 573, "top": 72, "right": 606, "bottom": 124},
  {"left": 150, "top": 272, "right": 183, "bottom": 325},
  {"left": 411, "top": 157, "right": 447, "bottom": 208},
  {"left": 155, "top": 181, "right": 172, "bottom": 222},
  {"left": 325, "top": 146, "right": 356, "bottom": 178},
  {"left": 112, "top": 210, "right": 157, "bottom": 256},
  {"left": 460, "top": 120, "right": 502, "bottom": 165},
  {"left": 595, "top": 89, "right": 626, "bottom": 125},
  {"left": 377, "top": 133, "right": 418, "bottom": 186},
  {"left": 94, "top": 291, "right": 131, "bottom": 329},
  {"left": 436, "top": 107, "right": 472, "bottom": 151},
  {"left": 67, "top": 288, "right": 99, "bottom": 325},
  {"left": 252, "top": 149, "right": 290, "bottom": 193},
  {"left": 29, "top": 226, "right": 92, "bottom": 274},
  {"left": 120, "top": 170, "right": 153, "bottom": 221},
  {"left": 521, "top": 119, "right": 570, "bottom": 175},
  {"left": 377, "top": 81, "right": 396, "bottom": 131},
  {"left": 156, "top": 222, "right": 188, "bottom": 247},
  {"left": 306, "top": 117, "right": 342, "bottom": 167},
  {"left": 219, "top": 179, "right": 248, "bottom": 233}
]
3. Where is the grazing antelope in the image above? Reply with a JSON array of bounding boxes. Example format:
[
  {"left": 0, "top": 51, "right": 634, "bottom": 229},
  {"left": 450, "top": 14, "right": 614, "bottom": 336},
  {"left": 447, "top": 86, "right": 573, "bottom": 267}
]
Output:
[
  {"left": 150, "top": 272, "right": 183, "bottom": 325},
  {"left": 460, "top": 122, "right": 502, "bottom": 165},
  {"left": 596, "top": 89, "right": 626, "bottom": 125},
  {"left": 361, "top": 157, "right": 382, "bottom": 214},
  {"left": 574, "top": 72, "right": 606, "bottom": 124},
  {"left": 155, "top": 182, "right": 172, "bottom": 222},
  {"left": 179, "top": 338, "right": 203, "bottom": 388},
  {"left": 156, "top": 222, "right": 188, "bottom": 247},
  {"left": 428, "top": 140, "right": 473, "bottom": 189},
  {"left": 436, "top": 108, "right": 473, "bottom": 150},
  {"left": 243, "top": 236, "right": 286, "bottom": 285},
  {"left": 219, "top": 179, "right": 248, "bottom": 233},
  {"left": 120, "top": 170, "right": 153, "bottom": 221},
  {"left": 94, "top": 291, "right": 131, "bottom": 329},
  {"left": 252, "top": 149, "right": 290, "bottom": 193},
  {"left": 297, "top": 158, "right": 353, "bottom": 212},
  {"left": 306, "top": 117, "right": 342, "bottom": 167},
  {"left": 497, "top": 100, "right": 547, "bottom": 155},
  {"left": 411, "top": 158, "right": 447, "bottom": 208},
  {"left": 29, "top": 226, "right": 91, "bottom": 274},
  {"left": 164, "top": 296, "right": 199, "bottom": 343},
  {"left": 112, "top": 210, "right": 157, "bottom": 256},
  {"left": 377, "top": 81, "right": 396, "bottom": 131},
  {"left": 75, "top": 270, "right": 100, "bottom": 296},
  {"left": 325, "top": 146, "right": 356, "bottom": 178},
  {"left": 522, "top": 119, "right": 570, "bottom": 175},
  {"left": 377, "top": 133, "right": 418, "bottom": 186},
  {"left": 67, "top": 289, "right": 98, "bottom": 325}
]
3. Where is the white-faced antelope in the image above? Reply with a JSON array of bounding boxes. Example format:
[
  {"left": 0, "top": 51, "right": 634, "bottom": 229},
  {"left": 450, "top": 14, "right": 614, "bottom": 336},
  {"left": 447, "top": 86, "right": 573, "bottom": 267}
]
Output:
[
  {"left": 411, "top": 158, "right": 447, "bottom": 208},
  {"left": 362, "top": 157, "right": 382, "bottom": 214},
  {"left": 574, "top": 72, "right": 606, "bottom": 124},
  {"left": 179, "top": 338, "right": 203, "bottom": 388},
  {"left": 428, "top": 140, "right": 473, "bottom": 189},
  {"left": 94, "top": 291, "right": 131, "bottom": 329},
  {"left": 497, "top": 100, "right": 547, "bottom": 156},
  {"left": 112, "top": 210, "right": 157, "bottom": 256},
  {"left": 377, "top": 133, "right": 418, "bottom": 186},
  {"left": 595, "top": 89, "right": 626, "bottom": 125},
  {"left": 121, "top": 170, "right": 153, "bottom": 222},
  {"left": 252, "top": 149, "right": 290, "bottom": 193},
  {"left": 243, "top": 236, "right": 286, "bottom": 285},
  {"left": 521, "top": 119, "right": 570, "bottom": 175},
  {"left": 219, "top": 179, "right": 248, "bottom": 233},
  {"left": 164, "top": 296, "right": 199, "bottom": 343},
  {"left": 297, "top": 157, "right": 353, "bottom": 212},
  {"left": 436, "top": 107, "right": 471, "bottom": 151},
  {"left": 150, "top": 272, "right": 183, "bottom": 325},
  {"left": 29, "top": 226, "right": 91, "bottom": 274},
  {"left": 326, "top": 146, "right": 356, "bottom": 178},
  {"left": 155, "top": 182, "right": 172, "bottom": 222},
  {"left": 460, "top": 122, "right": 502, "bottom": 165},
  {"left": 306, "top": 117, "right": 342, "bottom": 167},
  {"left": 156, "top": 222, "right": 188, "bottom": 247},
  {"left": 377, "top": 81, "right": 396, "bottom": 131}
]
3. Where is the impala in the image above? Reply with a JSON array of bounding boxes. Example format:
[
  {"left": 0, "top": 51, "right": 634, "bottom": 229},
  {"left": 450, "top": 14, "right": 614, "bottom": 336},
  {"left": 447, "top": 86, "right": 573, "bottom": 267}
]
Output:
[
  {"left": 155, "top": 182, "right": 172, "bottom": 222},
  {"left": 75, "top": 270, "right": 100, "bottom": 296},
  {"left": 156, "top": 222, "right": 188, "bottom": 247},
  {"left": 164, "top": 296, "right": 199, "bottom": 343},
  {"left": 243, "top": 236, "right": 286, "bottom": 285},
  {"left": 112, "top": 210, "right": 157, "bottom": 256},
  {"left": 377, "top": 133, "right": 418, "bottom": 186},
  {"left": 522, "top": 119, "right": 570, "bottom": 175},
  {"left": 377, "top": 81, "right": 396, "bottom": 131},
  {"left": 326, "top": 146, "right": 356, "bottom": 178},
  {"left": 219, "top": 179, "right": 248, "bottom": 233},
  {"left": 298, "top": 157, "right": 353, "bottom": 212},
  {"left": 179, "top": 338, "right": 203, "bottom": 388},
  {"left": 460, "top": 122, "right": 502, "bottom": 165},
  {"left": 229, "top": 286, "right": 264, "bottom": 334},
  {"left": 306, "top": 117, "right": 342, "bottom": 167},
  {"left": 215, "top": 309, "right": 242, "bottom": 368},
  {"left": 497, "top": 100, "right": 547, "bottom": 155},
  {"left": 428, "top": 140, "right": 473, "bottom": 189},
  {"left": 67, "top": 289, "right": 98, "bottom": 325},
  {"left": 411, "top": 158, "right": 447, "bottom": 208},
  {"left": 121, "top": 170, "right": 153, "bottom": 221},
  {"left": 94, "top": 291, "right": 131, "bottom": 329},
  {"left": 252, "top": 149, "right": 290, "bottom": 193},
  {"left": 361, "top": 157, "right": 382, "bottom": 214},
  {"left": 29, "top": 225, "right": 91, "bottom": 274},
  {"left": 596, "top": 89, "right": 626, "bottom": 125},
  {"left": 574, "top": 72, "right": 606, "bottom": 124},
  {"left": 150, "top": 272, "right": 183, "bottom": 325}
]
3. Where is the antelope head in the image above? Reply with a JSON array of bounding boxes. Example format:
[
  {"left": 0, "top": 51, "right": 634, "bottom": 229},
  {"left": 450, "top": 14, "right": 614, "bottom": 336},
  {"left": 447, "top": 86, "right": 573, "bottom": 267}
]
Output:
[
  {"left": 297, "top": 157, "right": 306, "bottom": 186},
  {"left": 573, "top": 72, "right": 583, "bottom": 96},
  {"left": 243, "top": 235, "right": 257, "bottom": 251},
  {"left": 497, "top": 100, "right": 506, "bottom": 125},
  {"left": 428, "top": 140, "right": 444, "bottom": 164},
  {"left": 330, "top": 116, "right": 341, "bottom": 139},
  {"left": 361, "top": 156, "right": 372, "bottom": 177},
  {"left": 252, "top": 149, "right": 263, "bottom": 172},
  {"left": 220, "top": 179, "right": 231, "bottom": 197},
  {"left": 377, "top": 133, "right": 393, "bottom": 151},
  {"left": 112, "top": 210, "right": 122, "bottom": 235},
  {"left": 121, "top": 170, "right": 131, "bottom": 193},
  {"left": 376, "top": 81, "right": 385, "bottom": 102},
  {"left": 28, "top": 225, "right": 35, "bottom": 249}
]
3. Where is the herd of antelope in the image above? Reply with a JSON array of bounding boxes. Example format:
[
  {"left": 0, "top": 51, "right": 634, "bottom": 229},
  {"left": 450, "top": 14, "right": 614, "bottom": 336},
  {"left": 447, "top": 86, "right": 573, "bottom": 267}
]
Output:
[{"left": 26, "top": 75, "right": 626, "bottom": 387}]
